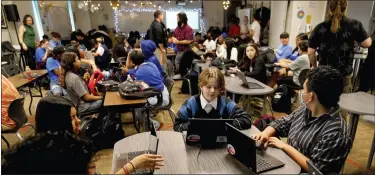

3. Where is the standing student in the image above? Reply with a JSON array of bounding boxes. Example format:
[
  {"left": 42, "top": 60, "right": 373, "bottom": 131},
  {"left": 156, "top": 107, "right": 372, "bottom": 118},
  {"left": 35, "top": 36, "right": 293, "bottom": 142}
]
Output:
[
  {"left": 358, "top": 30, "right": 375, "bottom": 92},
  {"left": 308, "top": 0, "right": 372, "bottom": 94},
  {"left": 19, "top": 14, "right": 36, "bottom": 69},
  {"left": 35, "top": 39, "right": 52, "bottom": 69},
  {"left": 252, "top": 66, "right": 351, "bottom": 174},
  {"left": 49, "top": 32, "right": 62, "bottom": 49},
  {"left": 174, "top": 67, "right": 252, "bottom": 132},
  {"left": 60, "top": 52, "right": 103, "bottom": 114},
  {"left": 173, "top": 12, "right": 194, "bottom": 73},
  {"left": 250, "top": 13, "right": 261, "bottom": 44},
  {"left": 150, "top": 10, "right": 167, "bottom": 68}
]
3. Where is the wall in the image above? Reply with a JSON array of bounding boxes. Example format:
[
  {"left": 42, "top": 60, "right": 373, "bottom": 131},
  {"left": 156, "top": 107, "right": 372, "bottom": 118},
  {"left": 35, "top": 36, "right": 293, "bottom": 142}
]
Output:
[
  {"left": 71, "top": 1, "right": 91, "bottom": 34},
  {"left": 85, "top": 1, "right": 223, "bottom": 33},
  {"left": 1, "top": 1, "right": 36, "bottom": 44},
  {"left": 346, "top": 1, "right": 374, "bottom": 33},
  {"left": 269, "top": 1, "right": 288, "bottom": 49}
]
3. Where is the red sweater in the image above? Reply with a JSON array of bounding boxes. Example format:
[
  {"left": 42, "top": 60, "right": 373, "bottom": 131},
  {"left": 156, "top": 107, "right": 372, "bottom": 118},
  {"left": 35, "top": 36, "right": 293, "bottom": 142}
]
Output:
[{"left": 229, "top": 24, "right": 241, "bottom": 37}]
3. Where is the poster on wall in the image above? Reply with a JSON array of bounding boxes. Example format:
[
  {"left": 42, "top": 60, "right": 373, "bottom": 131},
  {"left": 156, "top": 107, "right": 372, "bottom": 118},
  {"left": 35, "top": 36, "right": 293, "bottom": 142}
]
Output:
[{"left": 1, "top": 5, "right": 7, "bottom": 29}]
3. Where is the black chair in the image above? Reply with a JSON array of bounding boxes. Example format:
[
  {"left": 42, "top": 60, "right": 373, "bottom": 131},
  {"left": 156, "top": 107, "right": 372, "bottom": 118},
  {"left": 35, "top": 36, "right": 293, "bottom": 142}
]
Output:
[
  {"left": 1, "top": 97, "right": 35, "bottom": 149},
  {"left": 1, "top": 64, "right": 22, "bottom": 78},
  {"left": 63, "top": 89, "right": 100, "bottom": 118},
  {"left": 151, "top": 76, "right": 177, "bottom": 124}
]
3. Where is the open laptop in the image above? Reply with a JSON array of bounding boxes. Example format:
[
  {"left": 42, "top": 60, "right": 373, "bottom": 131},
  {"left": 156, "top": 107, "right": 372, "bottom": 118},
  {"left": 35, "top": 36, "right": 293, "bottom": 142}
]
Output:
[
  {"left": 221, "top": 64, "right": 236, "bottom": 76},
  {"left": 307, "top": 160, "right": 323, "bottom": 175},
  {"left": 226, "top": 123, "right": 284, "bottom": 173},
  {"left": 186, "top": 118, "right": 233, "bottom": 148},
  {"left": 236, "top": 71, "right": 264, "bottom": 89}
]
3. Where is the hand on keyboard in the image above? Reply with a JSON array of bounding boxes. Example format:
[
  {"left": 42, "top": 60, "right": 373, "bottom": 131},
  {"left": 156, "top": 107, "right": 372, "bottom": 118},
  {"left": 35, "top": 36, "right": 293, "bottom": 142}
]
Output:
[{"left": 130, "top": 154, "right": 164, "bottom": 170}]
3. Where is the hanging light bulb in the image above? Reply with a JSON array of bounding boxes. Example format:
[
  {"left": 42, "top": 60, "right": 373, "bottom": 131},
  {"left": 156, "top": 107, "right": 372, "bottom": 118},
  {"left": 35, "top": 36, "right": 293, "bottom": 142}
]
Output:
[
  {"left": 168, "top": 1, "right": 170, "bottom": 3},
  {"left": 125, "top": 1, "right": 128, "bottom": 4},
  {"left": 154, "top": 4, "right": 156, "bottom": 7},
  {"left": 98, "top": 4, "right": 100, "bottom": 7}
]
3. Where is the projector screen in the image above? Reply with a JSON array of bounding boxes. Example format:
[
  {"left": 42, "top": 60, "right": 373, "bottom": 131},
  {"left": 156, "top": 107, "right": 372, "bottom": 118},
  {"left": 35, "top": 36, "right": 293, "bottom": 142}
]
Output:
[{"left": 165, "top": 11, "right": 199, "bottom": 30}]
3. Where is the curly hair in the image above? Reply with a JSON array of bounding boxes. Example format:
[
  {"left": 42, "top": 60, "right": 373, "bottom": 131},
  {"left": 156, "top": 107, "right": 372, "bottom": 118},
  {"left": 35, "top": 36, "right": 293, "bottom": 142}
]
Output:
[
  {"left": 2, "top": 131, "right": 95, "bottom": 174},
  {"left": 306, "top": 66, "right": 343, "bottom": 108},
  {"left": 59, "top": 52, "right": 78, "bottom": 88}
]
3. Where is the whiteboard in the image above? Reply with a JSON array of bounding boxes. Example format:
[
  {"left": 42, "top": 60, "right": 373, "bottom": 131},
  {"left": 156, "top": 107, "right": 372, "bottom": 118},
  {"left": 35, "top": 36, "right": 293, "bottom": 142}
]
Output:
[
  {"left": 46, "top": 6, "right": 72, "bottom": 39},
  {"left": 166, "top": 11, "right": 199, "bottom": 30}
]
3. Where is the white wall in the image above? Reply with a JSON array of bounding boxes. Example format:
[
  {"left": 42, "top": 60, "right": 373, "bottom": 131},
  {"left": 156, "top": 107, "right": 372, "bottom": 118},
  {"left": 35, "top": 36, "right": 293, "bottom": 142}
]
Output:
[
  {"left": 269, "top": 1, "right": 288, "bottom": 49},
  {"left": 71, "top": 1, "right": 91, "bottom": 34},
  {"left": 346, "top": 1, "right": 374, "bottom": 33}
]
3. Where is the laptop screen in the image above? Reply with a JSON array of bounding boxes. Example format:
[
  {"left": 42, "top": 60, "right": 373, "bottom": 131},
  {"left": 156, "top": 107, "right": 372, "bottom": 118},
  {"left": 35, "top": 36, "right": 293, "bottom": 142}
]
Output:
[{"left": 237, "top": 71, "right": 248, "bottom": 85}]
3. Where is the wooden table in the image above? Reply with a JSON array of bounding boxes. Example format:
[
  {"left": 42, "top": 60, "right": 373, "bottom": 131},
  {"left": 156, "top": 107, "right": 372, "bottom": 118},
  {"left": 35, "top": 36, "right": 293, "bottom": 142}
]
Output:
[
  {"left": 112, "top": 127, "right": 301, "bottom": 174},
  {"left": 8, "top": 69, "right": 48, "bottom": 114},
  {"left": 104, "top": 91, "right": 147, "bottom": 133}
]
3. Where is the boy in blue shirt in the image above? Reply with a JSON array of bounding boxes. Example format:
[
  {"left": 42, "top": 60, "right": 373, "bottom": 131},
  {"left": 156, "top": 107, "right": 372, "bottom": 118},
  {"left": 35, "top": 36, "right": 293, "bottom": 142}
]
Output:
[
  {"left": 46, "top": 46, "right": 66, "bottom": 96},
  {"left": 167, "top": 34, "right": 178, "bottom": 53}
]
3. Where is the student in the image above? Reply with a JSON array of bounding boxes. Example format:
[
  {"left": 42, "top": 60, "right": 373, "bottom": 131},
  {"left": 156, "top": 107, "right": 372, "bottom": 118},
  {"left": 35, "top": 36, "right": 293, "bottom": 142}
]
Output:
[
  {"left": 228, "top": 17, "right": 241, "bottom": 38},
  {"left": 49, "top": 32, "right": 62, "bottom": 49},
  {"left": 235, "top": 43, "right": 267, "bottom": 84},
  {"left": 194, "top": 32, "right": 204, "bottom": 45},
  {"left": 289, "top": 33, "right": 308, "bottom": 61},
  {"left": 216, "top": 35, "right": 227, "bottom": 60},
  {"left": 92, "top": 37, "right": 110, "bottom": 70},
  {"left": 46, "top": 46, "right": 66, "bottom": 96},
  {"left": 308, "top": 0, "right": 372, "bottom": 94},
  {"left": 167, "top": 33, "right": 178, "bottom": 54},
  {"left": 112, "top": 35, "right": 128, "bottom": 59},
  {"left": 1, "top": 75, "right": 19, "bottom": 131},
  {"left": 250, "top": 12, "right": 261, "bottom": 44},
  {"left": 202, "top": 34, "right": 216, "bottom": 53},
  {"left": 76, "top": 30, "right": 91, "bottom": 50},
  {"left": 275, "top": 32, "right": 293, "bottom": 62},
  {"left": 174, "top": 67, "right": 252, "bottom": 132},
  {"left": 60, "top": 52, "right": 103, "bottom": 114},
  {"left": 35, "top": 96, "right": 81, "bottom": 135},
  {"left": 2, "top": 132, "right": 164, "bottom": 174},
  {"left": 276, "top": 40, "right": 310, "bottom": 97},
  {"left": 252, "top": 66, "right": 351, "bottom": 174},
  {"left": 240, "top": 16, "right": 251, "bottom": 39},
  {"left": 35, "top": 39, "right": 52, "bottom": 69}
]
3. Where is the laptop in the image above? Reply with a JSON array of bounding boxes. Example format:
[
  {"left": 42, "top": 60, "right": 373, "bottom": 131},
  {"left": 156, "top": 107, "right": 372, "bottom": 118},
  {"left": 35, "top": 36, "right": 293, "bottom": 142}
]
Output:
[
  {"left": 221, "top": 64, "right": 236, "bottom": 76},
  {"left": 114, "top": 123, "right": 159, "bottom": 174},
  {"left": 226, "top": 123, "right": 285, "bottom": 173},
  {"left": 236, "top": 71, "right": 264, "bottom": 89},
  {"left": 186, "top": 118, "right": 233, "bottom": 148},
  {"left": 307, "top": 160, "right": 323, "bottom": 175}
]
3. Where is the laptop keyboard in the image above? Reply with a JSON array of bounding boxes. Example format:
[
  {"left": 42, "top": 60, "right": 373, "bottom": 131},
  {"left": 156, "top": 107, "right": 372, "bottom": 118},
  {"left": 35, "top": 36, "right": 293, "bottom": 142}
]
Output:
[
  {"left": 256, "top": 154, "right": 274, "bottom": 172},
  {"left": 127, "top": 151, "right": 152, "bottom": 174},
  {"left": 247, "top": 82, "right": 263, "bottom": 89}
]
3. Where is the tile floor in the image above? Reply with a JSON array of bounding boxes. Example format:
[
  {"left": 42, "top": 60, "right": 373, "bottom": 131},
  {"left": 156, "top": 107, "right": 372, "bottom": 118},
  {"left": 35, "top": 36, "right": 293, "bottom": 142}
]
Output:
[{"left": 1, "top": 81, "right": 374, "bottom": 174}]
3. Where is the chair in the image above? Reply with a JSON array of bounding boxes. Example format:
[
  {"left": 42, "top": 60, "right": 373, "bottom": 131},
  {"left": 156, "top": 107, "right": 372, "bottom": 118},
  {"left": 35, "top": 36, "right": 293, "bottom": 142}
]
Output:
[
  {"left": 64, "top": 89, "right": 100, "bottom": 118},
  {"left": 152, "top": 77, "right": 177, "bottom": 124},
  {"left": 1, "top": 97, "right": 35, "bottom": 148},
  {"left": 1, "top": 64, "right": 22, "bottom": 78},
  {"left": 172, "top": 74, "right": 192, "bottom": 96}
]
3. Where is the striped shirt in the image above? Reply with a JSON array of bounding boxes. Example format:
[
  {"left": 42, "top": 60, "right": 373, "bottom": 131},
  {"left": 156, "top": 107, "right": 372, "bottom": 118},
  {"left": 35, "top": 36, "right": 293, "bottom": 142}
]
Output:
[{"left": 269, "top": 106, "right": 351, "bottom": 173}]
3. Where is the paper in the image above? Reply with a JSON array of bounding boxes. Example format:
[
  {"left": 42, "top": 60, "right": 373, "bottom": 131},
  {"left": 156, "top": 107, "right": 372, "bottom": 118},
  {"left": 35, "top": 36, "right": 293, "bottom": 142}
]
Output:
[{"left": 306, "top": 15, "right": 312, "bottom": 24}]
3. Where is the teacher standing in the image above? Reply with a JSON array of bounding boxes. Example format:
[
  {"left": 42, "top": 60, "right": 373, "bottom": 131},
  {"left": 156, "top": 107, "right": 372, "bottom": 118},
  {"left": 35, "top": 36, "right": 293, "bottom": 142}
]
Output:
[
  {"left": 150, "top": 10, "right": 167, "bottom": 70},
  {"left": 173, "top": 12, "right": 193, "bottom": 74},
  {"left": 19, "top": 14, "right": 37, "bottom": 69}
]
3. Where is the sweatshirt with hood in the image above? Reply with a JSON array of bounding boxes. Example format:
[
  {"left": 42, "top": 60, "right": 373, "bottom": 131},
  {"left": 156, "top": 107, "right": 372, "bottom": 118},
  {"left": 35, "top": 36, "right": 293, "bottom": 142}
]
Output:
[{"left": 140, "top": 40, "right": 164, "bottom": 74}]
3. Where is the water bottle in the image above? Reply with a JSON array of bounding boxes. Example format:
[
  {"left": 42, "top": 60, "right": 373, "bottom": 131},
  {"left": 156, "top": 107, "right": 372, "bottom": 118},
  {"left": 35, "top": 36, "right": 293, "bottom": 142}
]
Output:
[
  {"left": 127, "top": 74, "right": 133, "bottom": 81},
  {"left": 25, "top": 66, "right": 32, "bottom": 78}
]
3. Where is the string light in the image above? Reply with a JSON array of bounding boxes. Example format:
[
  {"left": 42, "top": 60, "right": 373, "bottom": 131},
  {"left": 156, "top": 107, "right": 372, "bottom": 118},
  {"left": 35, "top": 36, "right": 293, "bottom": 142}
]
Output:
[
  {"left": 114, "top": 8, "right": 206, "bottom": 34},
  {"left": 223, "top": 0, "right": 230, "bottom": 10}
]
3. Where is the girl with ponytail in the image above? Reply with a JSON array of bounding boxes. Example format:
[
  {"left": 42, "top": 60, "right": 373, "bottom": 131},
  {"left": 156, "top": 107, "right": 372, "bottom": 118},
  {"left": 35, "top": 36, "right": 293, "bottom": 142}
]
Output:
[{"left": 308, "top": 0, "right": 372, "bottom": 94}]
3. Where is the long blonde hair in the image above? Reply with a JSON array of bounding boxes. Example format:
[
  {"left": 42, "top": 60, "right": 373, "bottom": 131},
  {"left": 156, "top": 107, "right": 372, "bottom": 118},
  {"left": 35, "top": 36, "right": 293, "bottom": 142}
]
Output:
[{"left": 329, "top": 0, "right": 347, "bottom": 33}]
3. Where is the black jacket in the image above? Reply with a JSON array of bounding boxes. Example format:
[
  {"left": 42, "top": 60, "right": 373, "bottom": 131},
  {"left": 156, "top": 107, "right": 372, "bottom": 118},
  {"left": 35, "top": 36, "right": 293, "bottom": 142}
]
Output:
[
  {"left": 238, "top": 56, "right": 267, "bottom": 84},
  {"left": 149, "top": 20, "right": 167, "bottom": 48}
]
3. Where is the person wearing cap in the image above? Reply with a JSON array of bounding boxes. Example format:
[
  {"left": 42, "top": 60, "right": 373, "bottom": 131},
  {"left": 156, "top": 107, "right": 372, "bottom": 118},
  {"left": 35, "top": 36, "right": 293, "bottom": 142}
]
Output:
[
  {"left": 46, "top": 46, "right": 66, "bottom": 96},
  {"left": 91, "top": 37, "right": 109, "bottom": 70},
  {"left": 49, "top": 32, "right": 62, "bottom": 49}
]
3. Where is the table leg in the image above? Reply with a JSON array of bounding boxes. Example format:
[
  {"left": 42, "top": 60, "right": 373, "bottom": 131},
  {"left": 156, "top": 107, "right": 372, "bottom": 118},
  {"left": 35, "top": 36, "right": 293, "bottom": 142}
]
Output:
[
  {"left": 349, "top": 113, "right": 360, "bottom": 143},
  {"left": 28, "top": 86, "right": 33, "bottom": 115},
  {"left": 367, "top": 130, "right": 375, "bottom": 169},
  {"left": 132, "top": 109, "right": 140, "bottom": 133},
  {"left": 146, "top": 108, "right": 151, "bottom": 131}
]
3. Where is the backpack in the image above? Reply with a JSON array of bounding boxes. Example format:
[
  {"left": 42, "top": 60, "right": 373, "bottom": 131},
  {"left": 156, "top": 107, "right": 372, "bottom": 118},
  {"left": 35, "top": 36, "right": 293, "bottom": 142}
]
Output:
[
  {"left": 181, "top": 70, "right": 199, "bottom": 95},
  {"left": 253, "top": 115, "right": 275, "bottom": 132},
  {"left": 88, "top": 70, "right": 103, "bottom": 95},
  {"left": 259, "top": 47, "right": 276, "bottom": 64},
  {"left": 79, "top": 112, "right": 125, "bottom": 150},
  {"left": 272, "top": 85, "right": 292, "bottom": 114},
  {"left": 118, "top": 80, "right": 162, "bottom": 101}
]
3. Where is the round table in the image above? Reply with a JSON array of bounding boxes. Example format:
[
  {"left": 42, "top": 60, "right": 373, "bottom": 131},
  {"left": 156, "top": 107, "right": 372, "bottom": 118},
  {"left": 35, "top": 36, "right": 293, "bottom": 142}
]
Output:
[{"left": 112, "top": 128, "right": 301, "bottom": 174}]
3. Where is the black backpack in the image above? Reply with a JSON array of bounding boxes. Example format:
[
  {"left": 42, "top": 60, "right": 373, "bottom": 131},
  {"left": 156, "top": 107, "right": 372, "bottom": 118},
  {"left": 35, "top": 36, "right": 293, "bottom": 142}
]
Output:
[
  {"left": 181, "top": 70, "right": 199, "bottom": 95},
  {"left": 272, "top": 85, "right": 292, "bottom": 114},
  {"left": 80, "top": 112, "right": 125, "bottom": 150}
]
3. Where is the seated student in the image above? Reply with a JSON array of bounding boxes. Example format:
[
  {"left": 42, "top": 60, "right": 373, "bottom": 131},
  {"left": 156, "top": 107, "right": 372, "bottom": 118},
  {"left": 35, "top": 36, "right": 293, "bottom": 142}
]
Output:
[
  {"left": 2, "top": 132, "right": 164, "bottom": 174},
  {"left": 49, "top": 32, "right": 62, "bottom": 49},
  {"left": 167, "top": 33, "right": 178, "bottom": 54},
  {"left": 276, "top": 40, "right": 310, "bottom": 95},
  {"left": 91, "top": 37, "right": 109, "bottom": 70},
  {"left": 174, "top": 67, "right": 252, "bottom": 132},
  {"left": 288, "top": 33, "right": 308, "bottom": 61},
  {"left": 1, "top": 75, "right": 20, "bottom": 131},
  {"left": 60, "top": 52, "right": 103, "bottom": 114},
  {"left": 202, "top": 34, "right": 216, "bottom": 53},
  {"left": 194, "top": 32, "right": 204, "bottom": 45},
  {"left": 235, "top": 43, "right": 267, "bottom": 84},
  {"left": 275, "top": 32, "right": 293, "bottom": 62},
  {"left": 35, "top": 96, "right": 80, "bottom": 135},
  {"left": 252, "top": 66, "right": 351, "bottom": 174},
  {"left": 112, "top": 35, "right": 128, "bottom": 59},
  {"left": 68, "top": 41, "right": 85, "bottom": 59},
  {"left": 216, "top": 35, "right": 227, "bottom": 60},
  {"left": 46, "top": 46, "right": 66, "bottom": 96},
  {"left": 42, "top": 34, "right": 49, "bottom": 40},
  {"left": 76, "top": 30, "right": 91, "bottom": 50},
  {"left": 65, "top": 45, "right": 97, "bottom": 81},
  {"left": 35, "top": 39, "right": 52, "bottom": 69}
]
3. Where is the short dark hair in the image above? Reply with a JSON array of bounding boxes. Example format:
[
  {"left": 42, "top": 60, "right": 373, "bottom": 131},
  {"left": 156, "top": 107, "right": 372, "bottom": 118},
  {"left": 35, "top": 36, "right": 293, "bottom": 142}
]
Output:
[
  {"left": 23, "top": 14, "right": 33, "bottom": 25},
  {"left": 154, "top": 10, "right": 163, "bottom": 19},
  {"left": 42, "top": 35, "right": 49, "bottom": 40},
  {"left": 129, "top": 50, "right": 145, "bottom": 65},
  {"left": 296, "top": 33, "right": 308, "bottom": 40},
  {"left": 280, "top": 32, "right": 289, "bottom": 39},
  {"left": 177, "top": 12, "right": 188, "bottom": 24},
  {"left": 195, "top": 32, "right": 201, "bottom": 36},
  {"left": 306, "top": 66, "right": 343, "bottom": 109},
  {"left": 298, "top": 40, "right": 308, "bottom": 52},
  {"left": 2, "top": 131, "right": 95, "bottom": 174},
  {"left": 76, "top": 31, "right": 85, "bottom": 37},
  {"left": 53, "top": 46, "right": 66, "bottom": 57},
  {"left": 168, "top": 32, "right": 174, "bottom": 38},
  {"left": 35, "top": 96, "right": 74, "bottom": 134},
  {"left": 51, "top": 32, "right": 61, "bottom": 39},
  {"left": 253, "top": 12, "right": 261, "bottom": 21}
]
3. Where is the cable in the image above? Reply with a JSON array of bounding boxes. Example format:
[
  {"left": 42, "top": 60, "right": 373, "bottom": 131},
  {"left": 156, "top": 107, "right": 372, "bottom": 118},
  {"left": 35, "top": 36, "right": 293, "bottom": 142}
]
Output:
[{"left": 196, "top": 144, "right": 202, "bottom": 164}]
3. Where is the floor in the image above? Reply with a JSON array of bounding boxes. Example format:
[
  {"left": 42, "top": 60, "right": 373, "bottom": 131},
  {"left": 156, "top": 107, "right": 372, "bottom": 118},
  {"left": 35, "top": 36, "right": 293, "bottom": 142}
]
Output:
[{"left": 2, "top": 81, "right": 374, "bottom": 174}]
